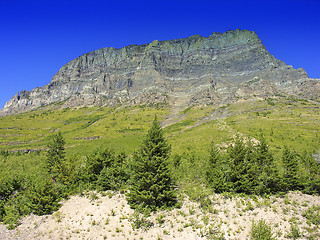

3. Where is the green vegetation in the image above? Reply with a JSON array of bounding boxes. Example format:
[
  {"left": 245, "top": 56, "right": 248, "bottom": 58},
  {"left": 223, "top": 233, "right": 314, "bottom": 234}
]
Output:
[
  {"left": 206, "top": 143, "right": 227, "bottom": 193},
  {"left": 250, "top": 219, "right": 275, "bottom": 240},
  {"left": 204, "top": 133, "right": 320, "bottom": 195},
  {"left": 127, "top": 116, "right": 177, "bottom": 211},
  {"left": 287, "top": 224, "right": 301, "bottom": 239},
  {"left": 0, "top": 97, "right": 319, "bottom": 155},
  {"left": 47, "top": 131, "right": 66, "bottom": 179},
  {"left": 0, "top": 96, "right": 320, "bottom": 229},
  {"left": 303, "top": 205, "right": 320, "bottom": 226},
  {"left": 0, "top": 153, "right": 62, "bottom": 229}
]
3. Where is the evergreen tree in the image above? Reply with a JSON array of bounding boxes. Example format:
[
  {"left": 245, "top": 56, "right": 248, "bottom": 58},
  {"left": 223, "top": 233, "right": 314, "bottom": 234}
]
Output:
[
  {"left": 282, "top": 146, "right": 300, "bottom": 191},
  {"left": 254, "top": 133, "right": 280, "bottom": 194},
  {"left": 58, "top": 155, "right": 79, "bottom": 187},
  {"left": 227, "top": 135, "right": 281, "bottom": 195},
  {"left": 243, "top": 141, "right": 260, "bottom": 194},
  {"left": 228, "top": 136, "right": 252, "bottom": 193},
  {"left": 127, "top": 116, "right": 176, "bottom": 211},
  {"left": 46, "top": 132, "right": 66, "bottom": 179},
  {"left": 96, "top": 152, "right": 130, "bottom": 191},
  {"left": 25, "top": 176, "right": 60, "bottom": 215},
  {"left": 300, "top": 151, "right": 320, "bottom": 194},
  {"left": 206, "top": 143, "right": 228, "bottom": 193},
  {"left": 83, "top": 148, "right": 115, "bottom": 183},
  {"left": 228, "top": 137, "right": 264, "bottom": 194}
]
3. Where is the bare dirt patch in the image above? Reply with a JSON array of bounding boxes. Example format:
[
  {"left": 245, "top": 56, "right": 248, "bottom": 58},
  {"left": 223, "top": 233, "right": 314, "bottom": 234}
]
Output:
[{"left": 1, "top": 191, "right": 320, "bottom": 239}]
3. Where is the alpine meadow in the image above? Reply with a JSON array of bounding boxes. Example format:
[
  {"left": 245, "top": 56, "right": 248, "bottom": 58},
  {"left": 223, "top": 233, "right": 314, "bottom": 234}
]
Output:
[{"left": 1, "top": 30, "right": 320, "bottom": 239}]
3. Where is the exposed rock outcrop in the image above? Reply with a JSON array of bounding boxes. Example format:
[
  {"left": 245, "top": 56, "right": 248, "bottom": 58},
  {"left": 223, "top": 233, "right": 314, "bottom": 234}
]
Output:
[{"left": 1, "top": 29, "right": 318, "bottom": 116}]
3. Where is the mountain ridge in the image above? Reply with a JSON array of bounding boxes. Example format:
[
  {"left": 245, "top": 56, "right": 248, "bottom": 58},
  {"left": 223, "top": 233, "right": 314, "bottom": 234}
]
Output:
[{"left": 1, "top": 29, "right": 319, "bottom": 116}]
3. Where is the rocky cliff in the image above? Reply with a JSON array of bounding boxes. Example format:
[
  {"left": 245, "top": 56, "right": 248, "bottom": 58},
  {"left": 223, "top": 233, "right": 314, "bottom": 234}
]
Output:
[{"left": 1, "top": 29, "right": 318, "bottom": 116}]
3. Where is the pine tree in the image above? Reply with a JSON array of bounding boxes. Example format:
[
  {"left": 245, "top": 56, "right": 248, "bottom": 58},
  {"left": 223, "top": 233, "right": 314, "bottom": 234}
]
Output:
[
  {"left": 228, "top": 136, "right": 251, "bottom": 193},
  {"left": 282, "top": 146, "right": 300, "bottom": 191},
  {"left": 228, "top": 137, "right": 261, "bottom": 194},
  {"left": 46, "top": 132, "right": 66, "bottom": 179},
  {"left": 206, "top": 143, "right": 227, "bottom": 193},
  {"left": 83, "top": 148, "right": 115, "bottom": 183},
  {"left": 127, "top": 116, "right": 176, "bottom": 211},
  {"left": 243, "top": 141, "right": 260, "bottom": 194},
  {"left": 301, "top": 151, "right": 320, "bottom": 194},
  {"left": 96, "top": 152, "right": 130, "bottom": 191},
  {"left": 254, "top": 133, "right": 280, "bottom": 194},
  {"left": 25, "top": 176, "right": 60, "bottom": 215}
]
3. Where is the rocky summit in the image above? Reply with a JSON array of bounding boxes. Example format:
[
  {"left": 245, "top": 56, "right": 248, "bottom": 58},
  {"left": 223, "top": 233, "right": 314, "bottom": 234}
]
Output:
[{"left": 1, "top": 29, "right": 319, "bottom": 116}]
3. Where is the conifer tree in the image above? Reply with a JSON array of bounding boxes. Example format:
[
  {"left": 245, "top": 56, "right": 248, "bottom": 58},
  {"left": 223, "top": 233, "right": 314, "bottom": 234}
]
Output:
[
  {"left": 254, "top": 133, "right": 280, "bottom": 194},
  {"left": 96, "top": 152, "right": 130, "bottom": 191},
  {"left": 83, "top": 148, "right": 115, "bottom": 183},
  {"left": 243, "top": 141, "right": 260, "bottom": 194},
  {"left": 301, "top": 151, "right": 320, "bottom": 194},
  {"left": 127, "top": 116, "right": 176, "bottom": 211},
  {"left": 206, "top": 143, "right": 227, "bottom": 193},
  {"left": 228, "top": 136, "right": 251, "bottom": 193},
  {"left": 228, "top": 137, "right": 262, "bottom": 194},
  {"left": 282, "top": 146, "right": 300, "bottom": 191},
  {"left": 46, "top": 132, "right": 66, "bottom": 179}
]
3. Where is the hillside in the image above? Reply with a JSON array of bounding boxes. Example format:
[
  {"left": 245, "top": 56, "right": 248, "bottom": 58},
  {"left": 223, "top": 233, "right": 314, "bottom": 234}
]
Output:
[
  {"left": 1, "top": 29, "right": 320, "bottom": 239},
  {"left": 0, "top": 96, "right": 319, "bottom": 156}
]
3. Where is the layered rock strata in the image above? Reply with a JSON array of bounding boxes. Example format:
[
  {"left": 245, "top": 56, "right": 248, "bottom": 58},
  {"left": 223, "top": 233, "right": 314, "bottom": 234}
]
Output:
[{"left": 1, "top": 29, "right": 318, "bottom": 116}]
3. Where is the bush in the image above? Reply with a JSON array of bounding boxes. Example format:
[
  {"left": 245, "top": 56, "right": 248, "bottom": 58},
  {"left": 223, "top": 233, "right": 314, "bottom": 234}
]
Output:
[
  {"left": 81, "top": 148, "right": 116, "bottom": 185},
  {"left": 2, "top": 204, "right": 20, "bottom": 229},
  {"left": 96, "top": 152, "right": 130, "bottom": 191},
  {"left": 25, "top": 176, "right": 61, "bottom": 215}
]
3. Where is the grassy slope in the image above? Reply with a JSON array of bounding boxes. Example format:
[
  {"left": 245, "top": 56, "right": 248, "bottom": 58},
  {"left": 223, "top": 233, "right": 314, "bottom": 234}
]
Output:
[
  {"left": 1, "top": 96, "right": 319, "bottom": 238},
  {"left": 0, "top": 96, "right": 319, "bottom": 158}
]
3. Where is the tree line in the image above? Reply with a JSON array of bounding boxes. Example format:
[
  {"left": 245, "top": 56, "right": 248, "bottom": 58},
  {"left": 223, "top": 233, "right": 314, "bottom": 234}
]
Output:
[{"left": 206, "top": 134, "right": 320, "bottom": 195}]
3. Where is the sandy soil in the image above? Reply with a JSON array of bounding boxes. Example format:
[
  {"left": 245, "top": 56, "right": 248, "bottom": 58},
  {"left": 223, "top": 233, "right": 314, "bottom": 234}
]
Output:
[{"left": 1, "top": 191, "right": 320, "bottom": 239}]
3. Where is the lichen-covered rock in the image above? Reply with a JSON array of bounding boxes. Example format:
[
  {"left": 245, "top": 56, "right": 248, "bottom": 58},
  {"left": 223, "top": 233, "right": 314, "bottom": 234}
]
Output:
[{"left": 1, "top": 29, "right": 318, "bottom": 116}]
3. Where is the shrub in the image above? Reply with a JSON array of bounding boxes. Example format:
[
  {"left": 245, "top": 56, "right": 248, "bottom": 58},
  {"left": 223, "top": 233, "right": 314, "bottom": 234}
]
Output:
[
  {"left": 282, "top": 147, "right": 301, "bottom": 191},
  {"left": 81, "top": 148, "right": 116, "bottom": 184},
  {"left": 25, "top": 176, "right": 61, "bottom": 215},
  {"left": 96, "top": 152, "right": 130, "bottom": 191}
]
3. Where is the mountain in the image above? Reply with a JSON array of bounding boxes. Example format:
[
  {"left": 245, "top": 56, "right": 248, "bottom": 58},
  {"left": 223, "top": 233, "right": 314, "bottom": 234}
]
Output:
[{"left": 1, "top": 29, "right": 319, "bottom": 116}]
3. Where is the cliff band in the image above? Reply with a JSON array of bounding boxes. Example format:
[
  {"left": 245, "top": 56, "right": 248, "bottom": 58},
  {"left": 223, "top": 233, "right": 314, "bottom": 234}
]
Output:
[{"left": 1, "top": 29, "right": 319, "bottom": 116}]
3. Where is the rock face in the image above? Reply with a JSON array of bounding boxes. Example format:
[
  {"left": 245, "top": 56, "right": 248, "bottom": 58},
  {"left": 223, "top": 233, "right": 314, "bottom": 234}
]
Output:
[{"left": 1, "top": 29, "right": 318, "bottom": 116}]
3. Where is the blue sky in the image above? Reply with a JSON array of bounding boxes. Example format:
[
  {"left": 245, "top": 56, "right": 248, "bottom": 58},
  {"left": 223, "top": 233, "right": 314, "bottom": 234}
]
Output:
[{"left": 1, "top": 0, "right": 319, "bottom": 108}]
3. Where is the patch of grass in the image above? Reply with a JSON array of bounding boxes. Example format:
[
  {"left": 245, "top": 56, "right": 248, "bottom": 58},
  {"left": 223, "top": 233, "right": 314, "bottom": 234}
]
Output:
[
  {"left": 165, "top": 120, "right": 195, "bottom": 133},
  {"left": 129, "top": 211, "right": 153, "bottom": 230},
  {"left": 54, "top": 211, "right": 62, "bottom": 222},
  {"left": 286, "top": 224, "right": 301, "bottom": 239},
  {"left": 156, "top": 213, "right": 165, "bottom": 226},
  {"left": 303, "top": 205, "right": 320, "bottom": 226},
  {"left": 250, "top": 219, "right": 275, "bottom": 240}
]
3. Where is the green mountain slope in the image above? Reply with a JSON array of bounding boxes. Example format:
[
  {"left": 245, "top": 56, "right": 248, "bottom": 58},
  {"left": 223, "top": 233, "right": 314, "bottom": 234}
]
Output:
[{"left": 0, "top": 96, "right": 319, "bottom": 156}]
